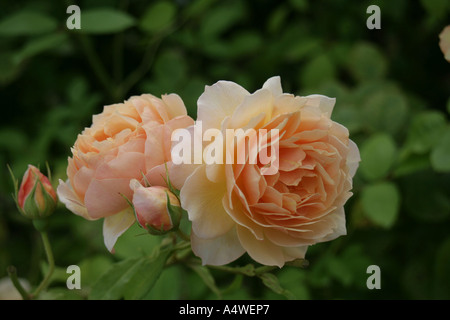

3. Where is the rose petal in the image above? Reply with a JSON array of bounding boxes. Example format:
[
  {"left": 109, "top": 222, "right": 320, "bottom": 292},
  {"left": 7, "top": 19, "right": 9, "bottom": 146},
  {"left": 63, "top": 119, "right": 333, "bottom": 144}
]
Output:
[
  {"left": 264, "top": 227, "right": 315, "bottom": 247},
  {"left": 143, "top": 125, "right": 170, "bottom": 169},
  {"left": 197, "top": 80, "right": 249, "bottom": 131},
  {"left": 304, "top": 94, "right": 336, "bottom": 118},
  {"left": 316, "top": 206, "right": 346, "bottom": 242},
  {"left": 72, "top": 166, "right": 95, "bottom": 200},
  {"left": 229, "top": 88, "right": 273, "bottom": 129},
  {"left": 282, "top": 246, "right": 308, "bottom": 262},
  {"left": 161, "top": 93, "right": 188, "bottom": 118},
  {"left": 103, "top": 208, "right": 136, "bottom": 252},
  {"left": 191, "top": 227, "right": 245, "bottom": 266},
  {"left": 347, "top": 139, "right": 361, "bottom": 178},
  {"left": 236, "top": 226, "right": 285, "bottom": 267},
  {"left": 273, "top": 94, "right": 307, "bottom": 117},
  {"left": 262, "top": 76, "right": 283, "bottom": 97},
  {"left": 180, "top": 165, "right": 234, "bottom": 238},
  {"left": 57, "top": 179, "right": 91, "bottom": 220},
  {"left": 95, "top": 152, "right": 146, "bottom": 180},
  {"left": 237, "top": 164, "right": 267, "bottom": 205},
  {"left": 169, "top": 124, "right": 203, "bottom": 189},
  {"left": 84, "top": 178, "right": 133, "bottom": 219}
]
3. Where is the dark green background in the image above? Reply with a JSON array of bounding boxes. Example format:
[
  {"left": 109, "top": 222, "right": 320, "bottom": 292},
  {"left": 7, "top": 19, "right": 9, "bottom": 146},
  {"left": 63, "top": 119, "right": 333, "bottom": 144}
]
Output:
[{"left": 1, "top": 0, "right": 449, "bottom": 299}]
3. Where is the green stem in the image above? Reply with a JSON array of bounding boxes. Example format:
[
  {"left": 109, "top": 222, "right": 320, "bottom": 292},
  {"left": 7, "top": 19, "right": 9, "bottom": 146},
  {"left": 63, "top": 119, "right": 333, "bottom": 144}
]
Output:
[
  {"left": 31, "top": 231, "right": 54, "bottom": 298},
  {"left": 195, "top": 261, "right": 278, "bottom": 277},
  {"left": 207, "top": 263, "right": 257, "bottom": 277},
  {"left": 254, "top": 265, "right": 278, "bottom": 275},
  {"left": 7, "top": 266, "right": 30, "bottom": 300}
]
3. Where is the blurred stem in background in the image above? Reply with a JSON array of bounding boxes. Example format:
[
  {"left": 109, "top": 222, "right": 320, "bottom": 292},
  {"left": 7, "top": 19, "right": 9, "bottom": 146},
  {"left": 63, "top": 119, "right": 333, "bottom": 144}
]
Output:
[
  {"left": 7, "top": 227, "right": 55, "bottom": 300},
  {"left": 77, "top": 34, "right": 119, "bottom": 100},
  {"left": 7, "top": 266, "right": 30, "bottom": 300}
]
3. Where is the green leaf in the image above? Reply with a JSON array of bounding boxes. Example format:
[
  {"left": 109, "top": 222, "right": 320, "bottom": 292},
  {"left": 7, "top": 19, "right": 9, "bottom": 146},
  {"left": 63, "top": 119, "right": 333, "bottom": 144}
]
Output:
[
  {"left": 200, "top": 3, "right": 245, "bottom": 39},
  {"left": 327, "top": 256, "right": 354, "bottom": 286},
  {"left": 228, "top": 31, "right": 262, "bottom": 58},
  {"left": 183, "top": 0, "right": 217, "bottom": 19},
  {"left": 359, "top": 133, "right": 397, "bottom": 181},
  {"left": 361, "top": 182, "right": 400, "bottom": 228},
  {"left": 276, "top": 269, "right": 310, "bottom": 300},
  {"left": 189, "top": 264, "right": 222, "bottom": 299},
  {"left": 337, "top": 245, "right": 372, "bottom": 290},
  {"left": 88, "top": 257, "right": 141, "bottom": 300},
  {"left": 430, "top": 127, "right": 450, "bottom": 172},
  {"left": 123, "top": 247, "right": 172, "bottom": 300},
  {"left": 0, "top": 11, "right": 57, "bottom": 36},
  {"left": 284, "top": 37, "right": 321, "bottom": 62},
  {"left": 406, "top": 111, "right": 447, "bottom": 154},
  {"left": 348, "top": 43, "right": 387, "bottom": 82},
  {"left": 14, "top": 33, "right": 68, "bottom": 64},
  {"left": 88, "top": 247, "right": 170, "bottom": 300},
  {"left": 258, "top": 273, "right": 295, "bottom": 300},
  {"left": 78, "top": 255, "right": 114, "bottom": 289},
  {"left": 80, "top": 8, "right": 135, "bottom": 34},
  {"left": 267, "top": 5, "right": 288, "bottom": 34},
  {"left": 363, "top": 90, "right": 408, "bottom": 135},
  {"left": 113, "top": 222, "right": 160, "bottom": 259},
  {"left": 140, "top": 1, "right": 176, "bottom": 34},
  {"left": 143, "top": 265, "right": 183, "bottom": 299},
  {"left": 38, "top": 288, "right": 84, "bottom": 300},
  {"left": 300, "top": 54, "right": 336, "bottom": 88}
]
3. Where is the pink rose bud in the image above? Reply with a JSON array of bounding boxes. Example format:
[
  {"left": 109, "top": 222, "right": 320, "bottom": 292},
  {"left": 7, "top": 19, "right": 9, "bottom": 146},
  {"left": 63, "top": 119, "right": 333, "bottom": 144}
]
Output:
[
  {"left": 129, "top": 180, "right": 181, "bottom": 234},
  {"left": 17, "top": 165, "right": 57, "bottom": 219}
]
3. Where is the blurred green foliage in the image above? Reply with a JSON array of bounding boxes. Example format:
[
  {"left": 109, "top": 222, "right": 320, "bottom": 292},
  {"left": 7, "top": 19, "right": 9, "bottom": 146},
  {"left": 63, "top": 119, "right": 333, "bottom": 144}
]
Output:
[{"left": 1, "top": 0, "right": 450, "bottom": 300}]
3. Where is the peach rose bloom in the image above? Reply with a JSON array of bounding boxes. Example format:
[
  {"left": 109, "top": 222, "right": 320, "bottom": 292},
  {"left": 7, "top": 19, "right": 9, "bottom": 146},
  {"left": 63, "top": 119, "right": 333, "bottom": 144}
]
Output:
[
  {"left": 172, "top": 76, "right": 360, "bottom": 267},
  {"left": 439, "top": 25, "right": 450, "bottom": 62},
  {"left": 57, "top": 94, "right": 194, "bottom": 251}
]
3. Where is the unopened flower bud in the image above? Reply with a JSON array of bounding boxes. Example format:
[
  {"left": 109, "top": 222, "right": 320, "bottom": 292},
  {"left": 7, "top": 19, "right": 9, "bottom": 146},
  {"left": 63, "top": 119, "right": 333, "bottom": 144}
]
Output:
[
  {"left": 16, "top": 165, "right": 57, "bottom": 219},
  {"left": 129, "top": 179, "right": 181, "bottom": 235}
]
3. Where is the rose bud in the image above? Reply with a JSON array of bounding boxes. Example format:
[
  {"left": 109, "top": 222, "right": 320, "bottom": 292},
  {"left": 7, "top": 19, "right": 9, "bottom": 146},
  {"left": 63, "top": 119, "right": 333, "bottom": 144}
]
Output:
[
  {"left": 129, "top": 179, "right": 182, "bottom": 235},
  {"left": 16, "top": 165, "right": 57, "bottom": 219}
]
